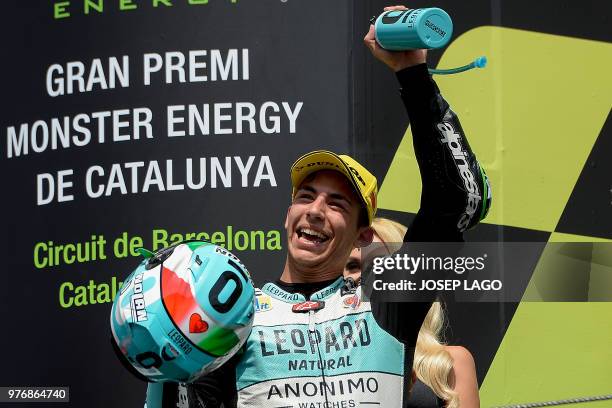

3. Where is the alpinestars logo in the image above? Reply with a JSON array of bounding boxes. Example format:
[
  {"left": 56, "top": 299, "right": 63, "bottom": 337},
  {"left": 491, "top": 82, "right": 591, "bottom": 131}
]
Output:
[{"left": 437, "top": 121, "right": 481, "bottom": 231}]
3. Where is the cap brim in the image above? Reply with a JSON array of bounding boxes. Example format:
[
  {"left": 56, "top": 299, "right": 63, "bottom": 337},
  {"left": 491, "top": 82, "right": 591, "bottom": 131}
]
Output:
[{"left": 290, "top": 150, "right": 368, "bottom": 220}]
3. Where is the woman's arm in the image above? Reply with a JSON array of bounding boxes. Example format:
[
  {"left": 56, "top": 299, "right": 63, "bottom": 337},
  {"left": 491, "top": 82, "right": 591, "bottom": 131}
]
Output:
[{"left": 446, "top": 346, "right": 480, "bottom": 408}]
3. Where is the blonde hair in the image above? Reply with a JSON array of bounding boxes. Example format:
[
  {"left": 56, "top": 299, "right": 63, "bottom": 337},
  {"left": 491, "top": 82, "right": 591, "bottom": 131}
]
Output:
[
  {"left": 371, "top": 217, "right": 459, "bottom": 408},
  {"left": 414, "top": 302, "right": 459, "bottom": 408},
  {"left": 371, "top": 217, "right": 407, "bottom": 255}
]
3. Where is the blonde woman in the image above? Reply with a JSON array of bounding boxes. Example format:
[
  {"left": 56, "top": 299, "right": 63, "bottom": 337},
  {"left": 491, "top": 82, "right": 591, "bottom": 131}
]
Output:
[{"left": 344, "top": 217, "right": 480, "bottom": 408}]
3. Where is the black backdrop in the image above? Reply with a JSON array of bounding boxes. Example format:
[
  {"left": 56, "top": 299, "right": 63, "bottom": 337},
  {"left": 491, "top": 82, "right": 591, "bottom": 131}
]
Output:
[{"left": 1, "top": 1, "right": 610, "bottom": 407}]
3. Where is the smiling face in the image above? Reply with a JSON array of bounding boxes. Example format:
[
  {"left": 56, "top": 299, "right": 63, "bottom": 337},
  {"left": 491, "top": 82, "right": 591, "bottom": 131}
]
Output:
[{"left": 284, "top": 170, "right": 368, "bottom": 279}]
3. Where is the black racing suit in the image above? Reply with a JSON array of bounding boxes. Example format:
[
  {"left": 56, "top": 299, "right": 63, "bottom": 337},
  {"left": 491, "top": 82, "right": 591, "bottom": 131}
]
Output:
[{"left": 147, "top": 63, "right": 491, "bottom": 408}]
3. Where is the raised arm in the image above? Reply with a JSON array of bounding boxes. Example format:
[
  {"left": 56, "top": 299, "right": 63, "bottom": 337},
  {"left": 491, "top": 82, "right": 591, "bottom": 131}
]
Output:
[
  {"left": 397, "top": 64, "right": 491, "bottom": 242},
  {"left": 363, "top": 9, "right": 490, "bottom": 399},
  {"left": 363, "top": 7, "right": 491, "bottom": 243}
]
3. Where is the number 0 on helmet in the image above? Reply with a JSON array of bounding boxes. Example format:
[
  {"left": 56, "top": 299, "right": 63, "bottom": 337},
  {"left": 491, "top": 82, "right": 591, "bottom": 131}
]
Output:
[{"left": 110, "top": 241, "right": 255, "bottom": 383}]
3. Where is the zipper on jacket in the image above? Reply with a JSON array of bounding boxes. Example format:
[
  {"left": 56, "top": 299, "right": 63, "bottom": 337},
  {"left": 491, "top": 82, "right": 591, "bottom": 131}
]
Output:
[
  {"left": 308, "top": 309, "right": 316, "bottom": 332},
  {"left": 308, "top": 307, "right": 330, "bottom": 405}
]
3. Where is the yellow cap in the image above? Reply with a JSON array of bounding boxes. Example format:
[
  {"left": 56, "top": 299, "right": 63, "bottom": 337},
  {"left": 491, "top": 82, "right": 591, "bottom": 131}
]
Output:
[{"left": 290, "top": 150, "right": 378, "bottom": 225}]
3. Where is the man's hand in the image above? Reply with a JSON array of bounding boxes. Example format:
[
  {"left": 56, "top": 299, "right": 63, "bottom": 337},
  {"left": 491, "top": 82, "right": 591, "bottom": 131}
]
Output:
[{"left": 363, "top": 5, "right": 427, "bottom": 71}]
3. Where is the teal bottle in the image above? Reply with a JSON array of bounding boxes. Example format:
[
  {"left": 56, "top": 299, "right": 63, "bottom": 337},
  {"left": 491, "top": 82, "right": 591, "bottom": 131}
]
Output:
[{"left": 374, "top": 8, "right": 453, "bottom": 50}]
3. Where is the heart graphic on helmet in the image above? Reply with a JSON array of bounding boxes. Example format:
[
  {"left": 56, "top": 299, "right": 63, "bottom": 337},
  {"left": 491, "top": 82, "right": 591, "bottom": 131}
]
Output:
[{"left": 189, "top": 313, "right": 209, "bottom": 333}]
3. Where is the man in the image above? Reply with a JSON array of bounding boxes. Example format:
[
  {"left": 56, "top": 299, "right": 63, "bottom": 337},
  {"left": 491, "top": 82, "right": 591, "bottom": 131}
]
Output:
[{"left": 148, "top": 6, "right": 491, "bottom": 407}]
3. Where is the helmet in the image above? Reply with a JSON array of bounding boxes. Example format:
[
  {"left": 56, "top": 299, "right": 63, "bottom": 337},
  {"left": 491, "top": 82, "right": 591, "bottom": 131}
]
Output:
[{"left": 110, "top": 241, "right": 255, "bottom": 383}]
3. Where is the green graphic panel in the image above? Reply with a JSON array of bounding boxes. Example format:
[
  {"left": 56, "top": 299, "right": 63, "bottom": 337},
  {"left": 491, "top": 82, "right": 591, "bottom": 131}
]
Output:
[
  {"left": 522, "top": 233, "right": 612, "bottom": 302},
  {"left": 549, "top": 233, "right": 612, "bottom": 243},
  {"left": 379, "top": 27, "right": 612, "bottom": 232},
  {"left": 480, "top": 303, "right": 612, "bottom": 407}
]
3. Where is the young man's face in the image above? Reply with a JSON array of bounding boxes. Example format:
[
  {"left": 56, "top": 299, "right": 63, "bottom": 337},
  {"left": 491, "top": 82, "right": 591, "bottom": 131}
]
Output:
[{"left": 285, "top": 170, "right": 366, "bottom": 273}]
